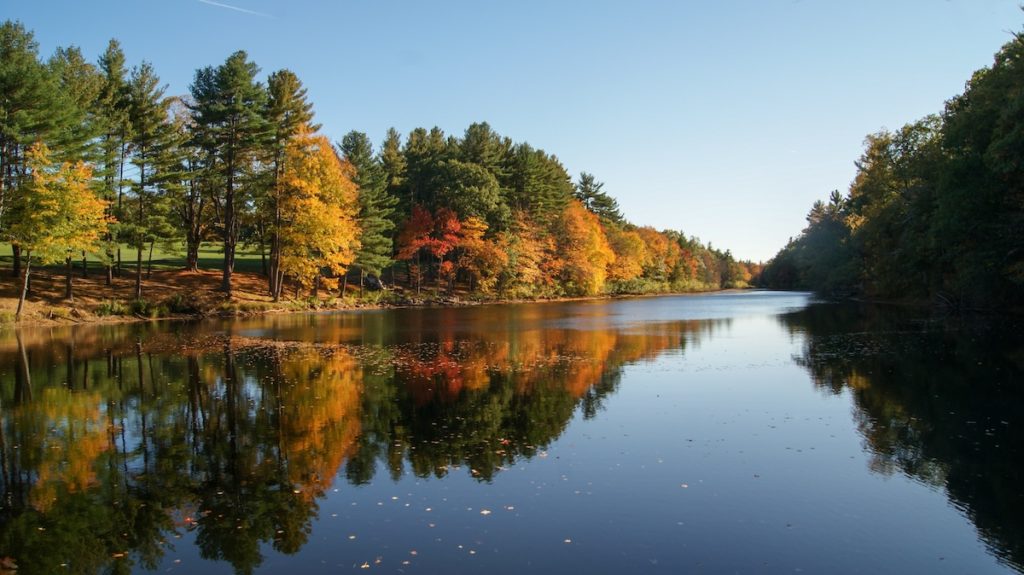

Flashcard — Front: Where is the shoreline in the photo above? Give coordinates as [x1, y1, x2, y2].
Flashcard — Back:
[2, 284, 751, 330]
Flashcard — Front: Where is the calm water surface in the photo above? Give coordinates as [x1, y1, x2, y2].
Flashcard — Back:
[0, 291, 1021, 574]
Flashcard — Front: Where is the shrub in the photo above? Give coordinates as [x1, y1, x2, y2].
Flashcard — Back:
[96, 300, 128, 316]
[163, 293, 201, 314]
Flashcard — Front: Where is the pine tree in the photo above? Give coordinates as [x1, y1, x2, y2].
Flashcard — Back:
[575, 172, 623, 224]
[126, 61, 176, 299]
[264, 69, 315, 298]
[340, 131, 397, 293]
[188, 51, 269, 297]
[96, 39, 131, 284]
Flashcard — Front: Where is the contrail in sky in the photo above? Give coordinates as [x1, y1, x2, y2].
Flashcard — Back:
[196, 0, 273, 18]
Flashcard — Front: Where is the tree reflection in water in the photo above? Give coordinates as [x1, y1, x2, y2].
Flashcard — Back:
[0, 313, 719, 574]
[781, 303, 1024, 573]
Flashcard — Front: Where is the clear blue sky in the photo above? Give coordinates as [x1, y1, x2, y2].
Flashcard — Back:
[7, 0, 1022, 261]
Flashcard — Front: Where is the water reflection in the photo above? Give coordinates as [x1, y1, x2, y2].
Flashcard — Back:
[781, 303, 1024, 572]
[0, 310, 723, 574]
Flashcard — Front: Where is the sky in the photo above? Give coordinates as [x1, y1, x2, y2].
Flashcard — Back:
[6, 0, 1022, 261]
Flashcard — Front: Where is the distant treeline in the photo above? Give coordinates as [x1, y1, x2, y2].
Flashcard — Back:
[761, 27, 1024, 310]
[0, 20, 759, 315]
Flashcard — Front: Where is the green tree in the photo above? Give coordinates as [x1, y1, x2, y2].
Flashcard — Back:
[502, 143, 574, 225]
[432, 159, 508, 228]
[459, 121, 510, 179]
[575, 172, 623, 224]
[263, 69, 316, 297]
[96, 39, 132, 284]
[188, 50, 269, 296]
[340, 130, 397, 293]
[126, 61, 177, 299]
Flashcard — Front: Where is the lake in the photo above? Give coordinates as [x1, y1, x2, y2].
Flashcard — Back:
[0, 291, 1021, 574]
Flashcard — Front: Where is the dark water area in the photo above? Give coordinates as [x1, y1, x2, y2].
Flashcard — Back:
[0, 292, 1021, 574]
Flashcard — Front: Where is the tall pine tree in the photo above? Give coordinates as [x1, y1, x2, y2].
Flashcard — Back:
[189, 51, 268, 297]
[264, 69, 315, 299]
[340, 131, 396, 293]
[127, 61, 176, 299]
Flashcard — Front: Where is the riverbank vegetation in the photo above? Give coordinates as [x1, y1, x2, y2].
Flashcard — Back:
[761, 27, 1024, 310]
[0, 21, 760, 322]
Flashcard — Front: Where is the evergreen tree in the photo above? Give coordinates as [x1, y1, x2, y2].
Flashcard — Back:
[167, 97, 212, 273]
[575, 172, 623, 224]
[340, 131, 396, 293]
[503, 143, 574, 224]
[96, 39, 131, 284]
[126, 61, 176, 299]
[264, 69, 316, 298]
[460, 122, 510, 180]
[188, 51, 269, 296]
[47, 46, 102, 164]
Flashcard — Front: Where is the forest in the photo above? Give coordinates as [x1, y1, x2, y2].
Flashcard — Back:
[0, 21, 760, 319]
[760, 27, 1024, 310]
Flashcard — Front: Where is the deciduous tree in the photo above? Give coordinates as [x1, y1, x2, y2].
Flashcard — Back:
[11, 144, 109, 316]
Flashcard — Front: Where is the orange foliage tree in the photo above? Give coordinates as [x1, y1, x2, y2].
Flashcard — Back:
[553, 200, 615, 296]
[396, 206, 465, 293]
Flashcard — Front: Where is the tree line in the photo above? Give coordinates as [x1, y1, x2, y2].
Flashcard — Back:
[0, 21, 759, 317]
[761, 27, 1024, 310]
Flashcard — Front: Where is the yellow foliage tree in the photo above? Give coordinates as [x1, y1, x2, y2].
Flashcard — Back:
[605, 225, 647, 282]
[11, 143, 110, 317]
[454, 216, 508, 293]
[554, 200, 615, 296]
[278, 130, 361, 295]
[636, 226, 680, 283]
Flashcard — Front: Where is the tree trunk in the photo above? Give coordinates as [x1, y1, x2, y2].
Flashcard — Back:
[81, 251, 88, 278]
[186, 241, 199, 272]
[136, 161, 145, 300]
[135, 241, 143, 300]
[341, 274, 348, 298]
[11, 244, 20, 278]
[106, 263, 113, 286]
[65, 256, 73, 301]
[359, 269, 365, 298]
[147, 241, 154, 278]
[116, 141, 126, 276]
[222, 150, 236, 297]
[15, 252, 31, 319]
[268, 233, 278, 295]
[260, 239, 267, 277]
[276, 269, 285, 302]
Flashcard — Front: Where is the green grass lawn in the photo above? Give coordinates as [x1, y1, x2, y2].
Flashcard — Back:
[0, 241, 266, 274]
